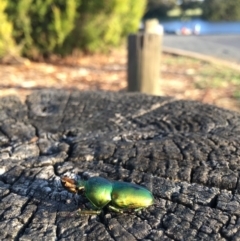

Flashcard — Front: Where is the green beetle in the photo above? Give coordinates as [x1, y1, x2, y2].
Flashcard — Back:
[61, 176, 154, 215]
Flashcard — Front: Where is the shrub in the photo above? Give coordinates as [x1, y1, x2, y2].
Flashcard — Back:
[71, 0, 147, 53]
[6, 0, 80, 58]
[202, 0, 240, 21]
[5, 0, 146, 58]
[0, 0, 18, 58]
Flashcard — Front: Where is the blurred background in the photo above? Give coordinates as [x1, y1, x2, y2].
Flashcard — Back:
[0, 0, 240, 111]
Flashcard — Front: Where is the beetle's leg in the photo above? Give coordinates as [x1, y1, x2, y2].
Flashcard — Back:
[108, 205, 145, 213]
[108, 206, 144, 213]
[77, 203, 102, 215]
[108, 205, 123, 213]
[77, 209, 102, 215]
[133, 207, 144, 212]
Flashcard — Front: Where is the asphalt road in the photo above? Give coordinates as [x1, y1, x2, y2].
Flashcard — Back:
[163, 35, 240, 64]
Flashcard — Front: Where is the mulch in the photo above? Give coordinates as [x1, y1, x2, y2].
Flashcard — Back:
[0, 49, 239, 112]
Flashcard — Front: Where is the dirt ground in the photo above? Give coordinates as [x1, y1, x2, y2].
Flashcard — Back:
[0, 49, 239, 112]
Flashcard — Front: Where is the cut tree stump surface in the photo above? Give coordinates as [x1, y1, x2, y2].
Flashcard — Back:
[1, 89, 240, 240]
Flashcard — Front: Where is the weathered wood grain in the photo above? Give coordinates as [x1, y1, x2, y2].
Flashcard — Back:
[1, 89, 240, 240]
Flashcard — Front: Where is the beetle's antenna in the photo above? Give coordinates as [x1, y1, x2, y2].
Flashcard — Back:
[61, 176, 78, 193]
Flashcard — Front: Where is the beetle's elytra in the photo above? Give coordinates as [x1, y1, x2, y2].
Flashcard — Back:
[61, 176, 154, 215]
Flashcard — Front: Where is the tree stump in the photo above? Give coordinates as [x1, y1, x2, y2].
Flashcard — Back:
[0, 89, 240, 240]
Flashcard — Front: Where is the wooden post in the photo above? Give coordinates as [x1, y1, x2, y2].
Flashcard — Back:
[127, 19, 163, 95]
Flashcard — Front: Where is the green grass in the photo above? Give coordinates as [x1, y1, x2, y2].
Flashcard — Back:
[163, 53, 240, 109]
[164, 54, 200, 65]
[196, 65, 240, 88]
[167, 8, 182, 17]
[167, 7, 203, 20]
[184, 8, 202, 17]
[233, 90, 240, 100]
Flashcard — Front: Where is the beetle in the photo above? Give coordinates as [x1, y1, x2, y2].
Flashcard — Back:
[61, 176, 154, 215]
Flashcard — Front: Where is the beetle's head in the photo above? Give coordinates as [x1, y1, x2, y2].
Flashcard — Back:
[61, 176, 85, 194]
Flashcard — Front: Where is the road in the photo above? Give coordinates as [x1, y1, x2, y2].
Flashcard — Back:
[163, 35, 240, 64]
